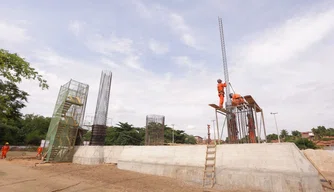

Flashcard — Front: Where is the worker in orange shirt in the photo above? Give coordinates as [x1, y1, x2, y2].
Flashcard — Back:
[36, 146, 43, 160]
[217, 79, 227, 108]
[1, 142, 10, 159]
[229, 93, 245, 106]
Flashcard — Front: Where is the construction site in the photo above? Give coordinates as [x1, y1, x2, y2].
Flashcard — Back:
[1, 17, 333, 192]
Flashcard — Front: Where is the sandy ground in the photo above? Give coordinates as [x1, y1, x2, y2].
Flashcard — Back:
[0, 151, 211, 192]
[2, 151, 333, 192]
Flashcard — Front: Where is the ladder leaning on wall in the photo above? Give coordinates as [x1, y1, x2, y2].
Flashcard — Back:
[202, 124, 217, 190]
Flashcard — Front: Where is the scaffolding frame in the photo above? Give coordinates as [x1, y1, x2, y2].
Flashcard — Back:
[44, 79, 89, 162]
[209, 95, 267, 144]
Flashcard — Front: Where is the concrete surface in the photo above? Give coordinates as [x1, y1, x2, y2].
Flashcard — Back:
[117, 145, 206, 184]
[72, 146, 104, 165]
[73, 143, 323, 192]
[117, 143, 323, 192]
[104, 146, 126, 164]
[214, 143, 322, 192]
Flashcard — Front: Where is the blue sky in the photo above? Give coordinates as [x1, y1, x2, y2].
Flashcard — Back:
[1, 0, 334, 138]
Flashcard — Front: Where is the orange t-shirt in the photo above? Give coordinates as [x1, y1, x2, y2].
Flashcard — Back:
[37, 147, 43, 153]
[217, 82, 226, 93]
[232, 94, 241, 99]
[2, 146, 9, 152]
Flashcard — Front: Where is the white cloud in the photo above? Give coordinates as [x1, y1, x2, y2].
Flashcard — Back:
[236, 9, 334, 67]
[0, 20, 31, 47]
[130, 2, 200, 49]
[2, 1, 334, 140]
[131, 0, 152, 19]
[87, 34, 134, 56]
[172, 56, 206, 73]
[148, 39, 169, 54]
[68, 20, 85, 37]
[168, 13, 199, 49]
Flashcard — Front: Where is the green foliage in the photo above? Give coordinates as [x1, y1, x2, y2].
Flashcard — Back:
[0, 114, 50, 145]
[83, 131, 91, 141]
[20, 114, 51, 145]
[266, 133, 279, 142]
[0, 80, 29, 124]
[291, 130, 301, 138]
[280, 129, 289, 140]
[0, 49, 48, 89]
[184, 135, 196, 144]
[293, 138, 318, 150]
[312, 126, 331, 140]
[0, 49, 49, 125]
[0, 123, 19, 144]
[101, 122, 197, 145]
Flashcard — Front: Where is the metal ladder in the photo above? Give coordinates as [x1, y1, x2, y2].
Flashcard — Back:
[202, 125, 217, 190]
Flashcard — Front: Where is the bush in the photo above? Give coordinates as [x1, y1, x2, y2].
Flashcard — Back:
[293, 138, 318, 150]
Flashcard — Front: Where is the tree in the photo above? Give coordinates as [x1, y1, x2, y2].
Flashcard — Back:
[0, 49, 49, 124]
[104, 122, 144, 145]
[0, 49, 48, 89]
[19, 114, 51, 145]
[266, 134, 279, 142]
[184, 135, 196, 144]
[0, 81, 28, 124]
[312, 126, 328, 140]
[291, 130, 301, 138]
[280, 129, 289, 141]
[294, 138, 318, 150]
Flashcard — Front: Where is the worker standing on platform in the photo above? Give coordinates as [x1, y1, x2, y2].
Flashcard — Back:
[229, 93, 245, 106]
[1, 142, 10, 159]
[217, 79, 227, 108]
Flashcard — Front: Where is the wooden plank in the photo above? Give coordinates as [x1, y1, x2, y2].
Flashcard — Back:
[243, 95, 262, 112]
[208, 104, 229, 114]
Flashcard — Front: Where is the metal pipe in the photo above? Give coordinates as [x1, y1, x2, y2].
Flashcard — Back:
[212, 119, 216, 145]
[261, 110, 267, 142]
[254, 106, 260, 143]
[215, 110, 220, 144]
[270, 112, 280, 143]
[220, 116, 226, 142]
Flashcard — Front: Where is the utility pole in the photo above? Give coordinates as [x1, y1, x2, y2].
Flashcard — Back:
[270, 112, 280, 143]
[171, 124, 175, 144]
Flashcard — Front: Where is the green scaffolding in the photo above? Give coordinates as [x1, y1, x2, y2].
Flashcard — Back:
[44, 79, 89, 162]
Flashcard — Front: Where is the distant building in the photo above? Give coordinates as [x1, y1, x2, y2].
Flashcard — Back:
[194, 136, 203, 144]
[301, 132, 314, 140]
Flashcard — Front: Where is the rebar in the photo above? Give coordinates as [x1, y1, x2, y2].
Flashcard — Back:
[90, 70, 112, 146]
[145, 115, 165, 145]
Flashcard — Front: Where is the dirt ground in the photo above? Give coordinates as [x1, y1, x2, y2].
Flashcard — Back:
[2, 151, 333, 192]
[0, 151, 210, 192]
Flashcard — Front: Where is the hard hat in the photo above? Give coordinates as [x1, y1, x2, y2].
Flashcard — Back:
[5, 142, 9, 145]
[217, 79, 222, 83]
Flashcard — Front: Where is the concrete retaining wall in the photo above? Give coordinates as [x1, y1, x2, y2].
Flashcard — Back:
[73, 146, 127, 165]
[117, 145, 206, 184]
[73, 143, 323, 192]
[117, 143, 322, 192]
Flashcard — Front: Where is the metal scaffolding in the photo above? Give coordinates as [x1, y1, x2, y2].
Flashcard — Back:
[90, 70, 113, 145]
[44, 79, 89, 162]
[208, 95, 267, 144]
[145, 115, 165, 145]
